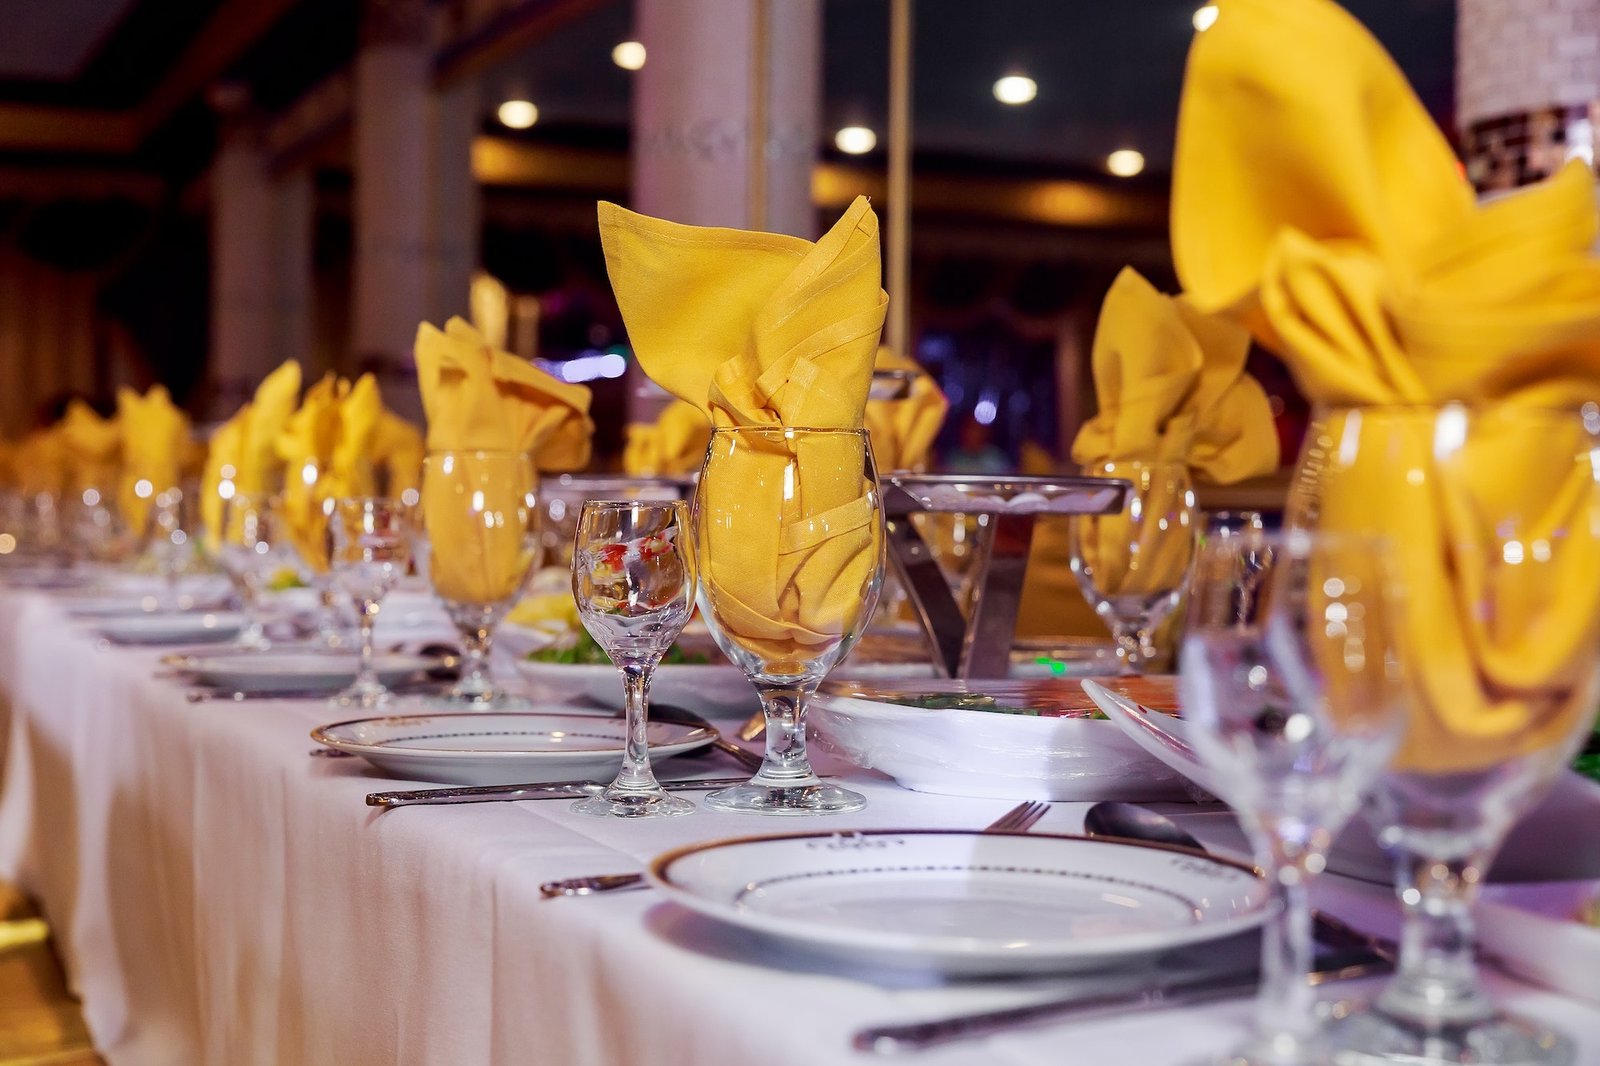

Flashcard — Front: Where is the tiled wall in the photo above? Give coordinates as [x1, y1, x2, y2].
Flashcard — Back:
[1459, 0, 1600, 191]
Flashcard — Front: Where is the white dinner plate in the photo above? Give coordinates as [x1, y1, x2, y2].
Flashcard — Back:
[812, 678, 1196, 802]
[94, 611, 247, 645]
[66, 593, 232, 618]
[1477, 880, 1600, 1006]
[175, 650, 439, 694]
[648, 829, 1267, 975]
[513, 659, 758, 716]
[310, 710, 716, 784]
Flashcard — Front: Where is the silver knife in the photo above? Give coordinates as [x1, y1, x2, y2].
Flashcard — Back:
[366, 775, 752, 808]
[851, 955, 1390, 1054]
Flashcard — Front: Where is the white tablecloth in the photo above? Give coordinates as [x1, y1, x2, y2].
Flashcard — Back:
[1, 588, 1596, 1065]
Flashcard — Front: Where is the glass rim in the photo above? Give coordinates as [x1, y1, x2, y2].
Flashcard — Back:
[706, 425, 869, 436]
[1199, 528, 1395, 554]
[576, 498, 688, 512]
[423, 448, 536, 459]
[1310, 402, 1593, 418]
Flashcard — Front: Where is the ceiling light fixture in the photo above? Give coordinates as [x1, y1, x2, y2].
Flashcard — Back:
[497, 99, 539, 129]
[1193, 4, 1219, 32]
[834, 126, 877, 154]
[992, 75, 1038, 106]
[1106, 148, 1146, 177]
[612, 41, 646, 70]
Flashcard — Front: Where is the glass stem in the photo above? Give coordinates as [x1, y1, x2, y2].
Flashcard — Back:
[1110, 623, 1147, 675]
[1258, 864, 1318, 1053]
[457, 627, 493, 701]
[610, 663, 661, 793]
[1378, 849, 1494, 1024]
[752, 682, 820, 784]
[356, 601, 379, 690]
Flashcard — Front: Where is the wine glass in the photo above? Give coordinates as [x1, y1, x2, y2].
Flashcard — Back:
[279, 464, 350, 651]
[145, 485, 203, 610]
[1069, 459, 1196, 673]
[217, 492, 287, 650]
[570, 500, 697, 817]
[1290, 404, 1600, 1066]
[1181, 529, 1404, 1066]
[421, 450, 540, 706]
[329, 497, 414, 707]
[691, 426, 885, 815]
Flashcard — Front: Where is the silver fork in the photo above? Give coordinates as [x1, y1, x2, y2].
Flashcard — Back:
[538, 799, 1054, 898]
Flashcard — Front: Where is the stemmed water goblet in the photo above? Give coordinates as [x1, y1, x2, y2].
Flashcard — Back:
[1181, 529, 1404, 1066]
[329, 497, 414, 708]
[146, 485, 203, 610]
[279, 466, 350, 651]
[421, 450, 540, 706]
[1069, 459, 1196, 673]
[1291, 405, 1600, 1066]
[570, 500, 697, 817]
[691, 427, 885, 815]
[217, 491, 287, 650]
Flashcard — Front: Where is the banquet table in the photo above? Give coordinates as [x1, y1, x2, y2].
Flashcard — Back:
[0, 587, 1596, 1066]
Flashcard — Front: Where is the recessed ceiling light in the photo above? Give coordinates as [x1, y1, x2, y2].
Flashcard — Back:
[612, 41, 646, 70]
[1106, 148, 1145, 177]
[992, 75, 1038, 106]
[834, 126, 877, 154]
[497, 99, 539, 129]
[1193, 4, 1219, 32]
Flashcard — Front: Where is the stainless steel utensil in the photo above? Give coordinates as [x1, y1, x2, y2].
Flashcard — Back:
[366, 775, 752, 809]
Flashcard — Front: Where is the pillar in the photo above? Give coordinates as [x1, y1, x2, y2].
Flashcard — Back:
[632, 0, 821, 238]
[351, 0, 432, 419]
[427, 75, 480, 331]
[1458, 0, 1600, 193]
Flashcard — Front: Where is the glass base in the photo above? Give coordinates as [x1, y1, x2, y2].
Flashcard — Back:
[330, 681, 391, 710]
[1325, 1004, 1575, 1066]
[703, 780, 866, 815]
[1197, 1032, 1331, 1066]
[572, 790, 694, 819]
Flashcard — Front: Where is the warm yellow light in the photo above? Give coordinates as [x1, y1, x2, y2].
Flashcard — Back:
[1106, 148, 1146, 177]
[992, 75, 1038, 106]
[497, 99, 539, 129]
[834, 126, 877, 154]
[1193, 4, 1219, 31]
[612, 41, 646, 70]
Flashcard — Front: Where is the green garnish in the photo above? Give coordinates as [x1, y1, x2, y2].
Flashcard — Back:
[525, 630, 709, 665]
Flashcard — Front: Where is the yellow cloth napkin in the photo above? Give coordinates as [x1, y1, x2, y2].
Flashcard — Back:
[59, 400, 121, 492]
[1171, 0, 1600, 772]
[863, 347, 948, 472]
[275, 373, 381, 573]
[116, 386, 190, 535]
[415, 317, 593, 604]
[14, 428, 68, 500]
[372, 409, 425, 495]
[201, 360, 302, 544]
[622, 399, 712, 477]
[598, 196, 888, 664]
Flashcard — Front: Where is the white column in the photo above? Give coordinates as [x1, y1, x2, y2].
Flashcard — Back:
[274, 168, 317, 376]
[351, 0, 431, 419]
[209, 109, 280, 416]
[633, 0, 821, 238]
[1458, 0, 1600, 192]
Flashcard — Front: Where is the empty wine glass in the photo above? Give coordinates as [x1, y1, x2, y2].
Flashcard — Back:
[1070, 459, 1196, 672]
[570, 500, 697, 817]
[146, 485, 203, 610]
[329, 497, 414, 707]
[1181, 529, 1404, 1066]
[217, 492, 286, 650]
[280, 464, 349, 651]
[692, 426, 885, 815]
[421, 450, 540, 706]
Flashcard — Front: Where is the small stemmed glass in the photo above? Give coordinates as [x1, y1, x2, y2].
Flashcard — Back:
[1180, 530, 1404, 1066]
[146, 485, 202, 611]
[217, 492, 286, 650]
[329, 497, 414, 708]
[570, 500, 697, 818]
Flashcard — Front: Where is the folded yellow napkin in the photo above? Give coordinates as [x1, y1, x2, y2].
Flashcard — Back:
[415, 317, 593, 604]
[275, 373, 380, 572]
[863, 347, 948, 472]
[372, 409, 424, 495]
[598, 196, 888, 664]
[117, 386, 190, 535]
[622, 399, 712, 477]
[201, 360, 302, 543]
[59, 400, 121, 492]
[15, 428, 68, 500]
[1172, 0, 1600, 772]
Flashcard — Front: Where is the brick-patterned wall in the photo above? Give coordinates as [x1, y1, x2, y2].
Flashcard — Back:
[1459, 0, 1600, 191]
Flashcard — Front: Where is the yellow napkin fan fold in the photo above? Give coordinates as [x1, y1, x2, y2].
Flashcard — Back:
[863, 347, 948, 473]
[623, 399, 712, 477]
[116, 386, 190, 536]
[1171, 0, 1600, 771]
[202, 360, 302, 544]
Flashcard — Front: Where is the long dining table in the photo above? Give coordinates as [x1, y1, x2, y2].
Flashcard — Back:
[1, 584, 1596, 1066]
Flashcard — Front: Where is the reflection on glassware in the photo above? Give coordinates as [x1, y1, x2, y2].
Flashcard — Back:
[218, 492, 286, 650]
[421, 450, 540, 706]
[146, 485, 202, 609]
[570, 500, 697, 817]
[1291, 405, 1600, 1066]
[692, 427, 885, 814]
[1203, 509, 1265, 541]
[330, 497, 414, 707]
[1069, 460, 1196, 673]
[1182, 530, 1404, 1066]
[540, 474, 686, 569]
[280, 461, 349, 650]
